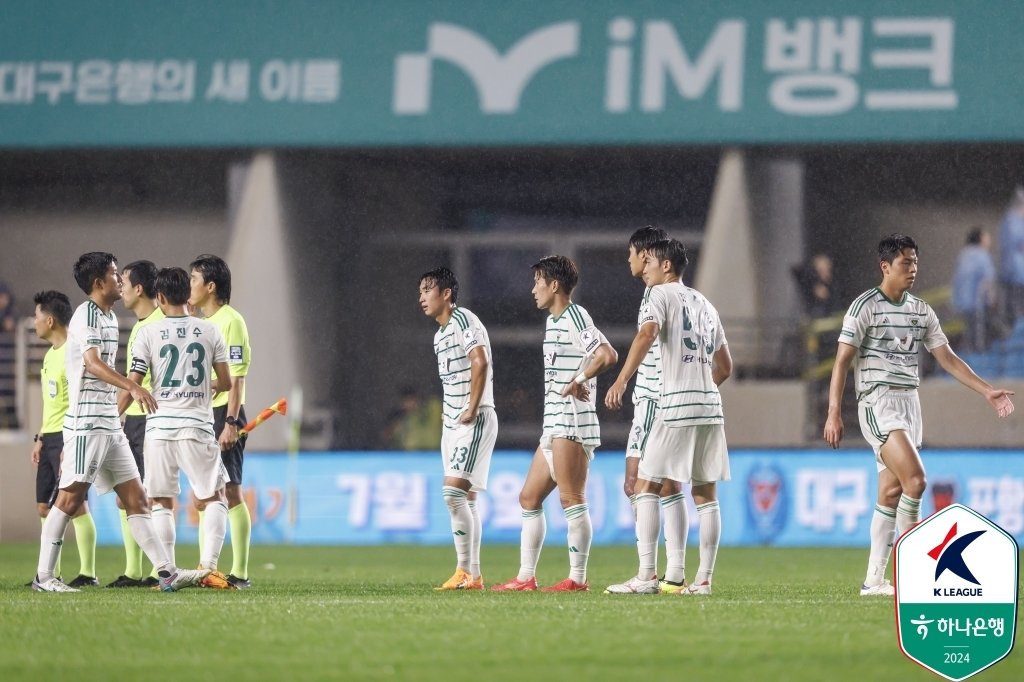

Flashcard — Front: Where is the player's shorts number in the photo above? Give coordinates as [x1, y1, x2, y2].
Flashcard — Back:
[159, 343, 207, 388]
[449, 446, 469, 471]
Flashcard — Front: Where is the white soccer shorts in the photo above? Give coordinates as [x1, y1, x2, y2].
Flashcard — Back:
[638, 419, 730, 484]
[144, 436, 229, 500]
[626, 399, 658, 459]
[857, 387, 923, 471]
[440, 407, 497, 492]
[59, 431, 140, 495]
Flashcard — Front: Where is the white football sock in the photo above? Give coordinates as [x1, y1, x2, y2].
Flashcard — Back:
[443, 486, 472, 572]
[200, 501, 228, 570]
[864, 505, 896, 586]
[127, 513, 173, 574]
[896, 494, 921, 536]
[468, 500, 482, 578]
[661, 492, 688, 584]
[151, 505, 176, 569]
[564, 503, 592, 584]
[635, 493, 660, 580]
[37, 506, 72, 582]
[517, 508, 545, 581]
[695, 501, 721, 585]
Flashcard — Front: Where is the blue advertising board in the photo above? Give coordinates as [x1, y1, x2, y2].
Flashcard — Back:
[86, 449, 1024, 547]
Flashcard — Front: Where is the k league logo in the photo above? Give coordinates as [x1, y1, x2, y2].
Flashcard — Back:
[894, 504, 1019, 681]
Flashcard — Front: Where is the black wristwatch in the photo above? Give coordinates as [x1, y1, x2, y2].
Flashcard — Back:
[225, 415, 239, 427]
[33, 434, 40, 443]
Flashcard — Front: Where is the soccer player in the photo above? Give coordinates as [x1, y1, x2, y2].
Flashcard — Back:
[824, 234, 1015, 596]
[108, 260, 164, 588]
[492, 256, 618, 592]
[603, 226, 690, 593]
[419, 267, 498, 590]
[605, 239, 732, 596]
[128, 267, 234, 588]
[30, 290, 98, 588]
[32, 252, 208, 592]
[189, 254, 253, 589]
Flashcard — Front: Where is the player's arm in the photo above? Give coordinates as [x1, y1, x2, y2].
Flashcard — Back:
[31, 433, 42, 464]
[712, 343, 733, 386]
[823, 342, 857, 448]
[459, 346, 488, 425]
[562, 340, 618, 399]
[212, 360, 231, 395]
[219, 375, 245, 451]
[931, 344, 1015, 418]
[604, 321, 658, 410]
[82, 347, 157, 413]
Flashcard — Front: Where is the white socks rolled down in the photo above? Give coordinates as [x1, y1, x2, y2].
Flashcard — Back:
[200, 501, 229, 571]
[443, 486, 472, 572]
[517, 508, 545, 581]
[864, 504, 896, 586]
[37, 506, 72, 582]
[564, 503, 592, 585]
[695, 501, 721, 585]
[661, 492, 688, 585]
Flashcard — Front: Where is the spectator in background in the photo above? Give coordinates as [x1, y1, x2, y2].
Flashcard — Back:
[998, 187, 1024, 325]
[952, 227, 997, 352]
[793, 254, 840, 319]
[382, 387, 442, 451]
[0, 282, 17, 333]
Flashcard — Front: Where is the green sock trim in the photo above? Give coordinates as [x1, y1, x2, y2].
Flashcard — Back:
[228, 503, 252, 579]
[72, 514, 97, 577]
[119, 509, 144, 580]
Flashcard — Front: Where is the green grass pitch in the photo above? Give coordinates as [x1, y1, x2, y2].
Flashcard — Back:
[0, 544, 1020, 682]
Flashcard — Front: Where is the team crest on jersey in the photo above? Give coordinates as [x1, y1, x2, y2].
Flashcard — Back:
[911, 318, 920, 326]
[176, 327, 187, 339]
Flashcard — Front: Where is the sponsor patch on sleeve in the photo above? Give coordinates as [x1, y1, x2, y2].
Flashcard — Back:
[462, 328, 479, 349]
[580, 328, 601, 354]
[229, 345, 244, 363]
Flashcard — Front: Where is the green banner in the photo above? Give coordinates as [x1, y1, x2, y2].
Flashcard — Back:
[2, 0, 1023, 147]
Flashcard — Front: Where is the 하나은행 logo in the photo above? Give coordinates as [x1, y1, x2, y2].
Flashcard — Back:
[894, 504, 1019, 681]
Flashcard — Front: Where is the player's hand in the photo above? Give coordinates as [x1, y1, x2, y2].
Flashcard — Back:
[31, 440, 42, 465]
[458, 406, 478, 425]
[823, 414, 843, 449]
[604, 380, 627, 411]
[219, 424, 239, 451]
[562, 381, 589, 401]
[130, 385, 158, 414]
[986, 389, 1015, 418]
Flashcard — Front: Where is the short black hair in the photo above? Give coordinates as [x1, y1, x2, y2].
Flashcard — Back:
[646, 238, 689, 276]
[419, 267, 459, 304]
[878, 234, 919, 264]
[532, 255, 579, 295]
[190, 254, 231, 304]
[123, 260, 158, 299]
[966, 227, 985, 246]
[629, 225, 669, 253]
[155, 267, 191, 306]
[73, 252, 116, 295]
[33, 290, 72, 327]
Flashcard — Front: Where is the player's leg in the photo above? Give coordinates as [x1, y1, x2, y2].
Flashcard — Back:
[659, 478, 688, 591]
[221, 406, 252, 588]
[66, 500, 98, 587]
[878, 430, 925, 535]
[179, 438, 231, 576]
[687, 481, 719, 595]
[111, 415, 146, 586]
[436, 423, 475, 590]
[35, 437, 63, 582]
[861, 467, 900, 595]
[540, 437, 592, 592]
[34, 482, 89, 591]
[491, 447, 555, 591]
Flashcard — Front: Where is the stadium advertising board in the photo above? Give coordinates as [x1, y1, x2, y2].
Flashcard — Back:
[87, 449, 1024, 547]
[2, 1, 1023, 146]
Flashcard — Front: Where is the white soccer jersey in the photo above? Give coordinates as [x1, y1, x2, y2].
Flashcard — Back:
[648, 282, 726, 427]
[64, 300, 122, 435]
[434, 306, 494, 428]
[542, 302, 608, 447]
[633, 286, 662, 405]
[130, 315, 227, 441]
[839, 287, 948, 400]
